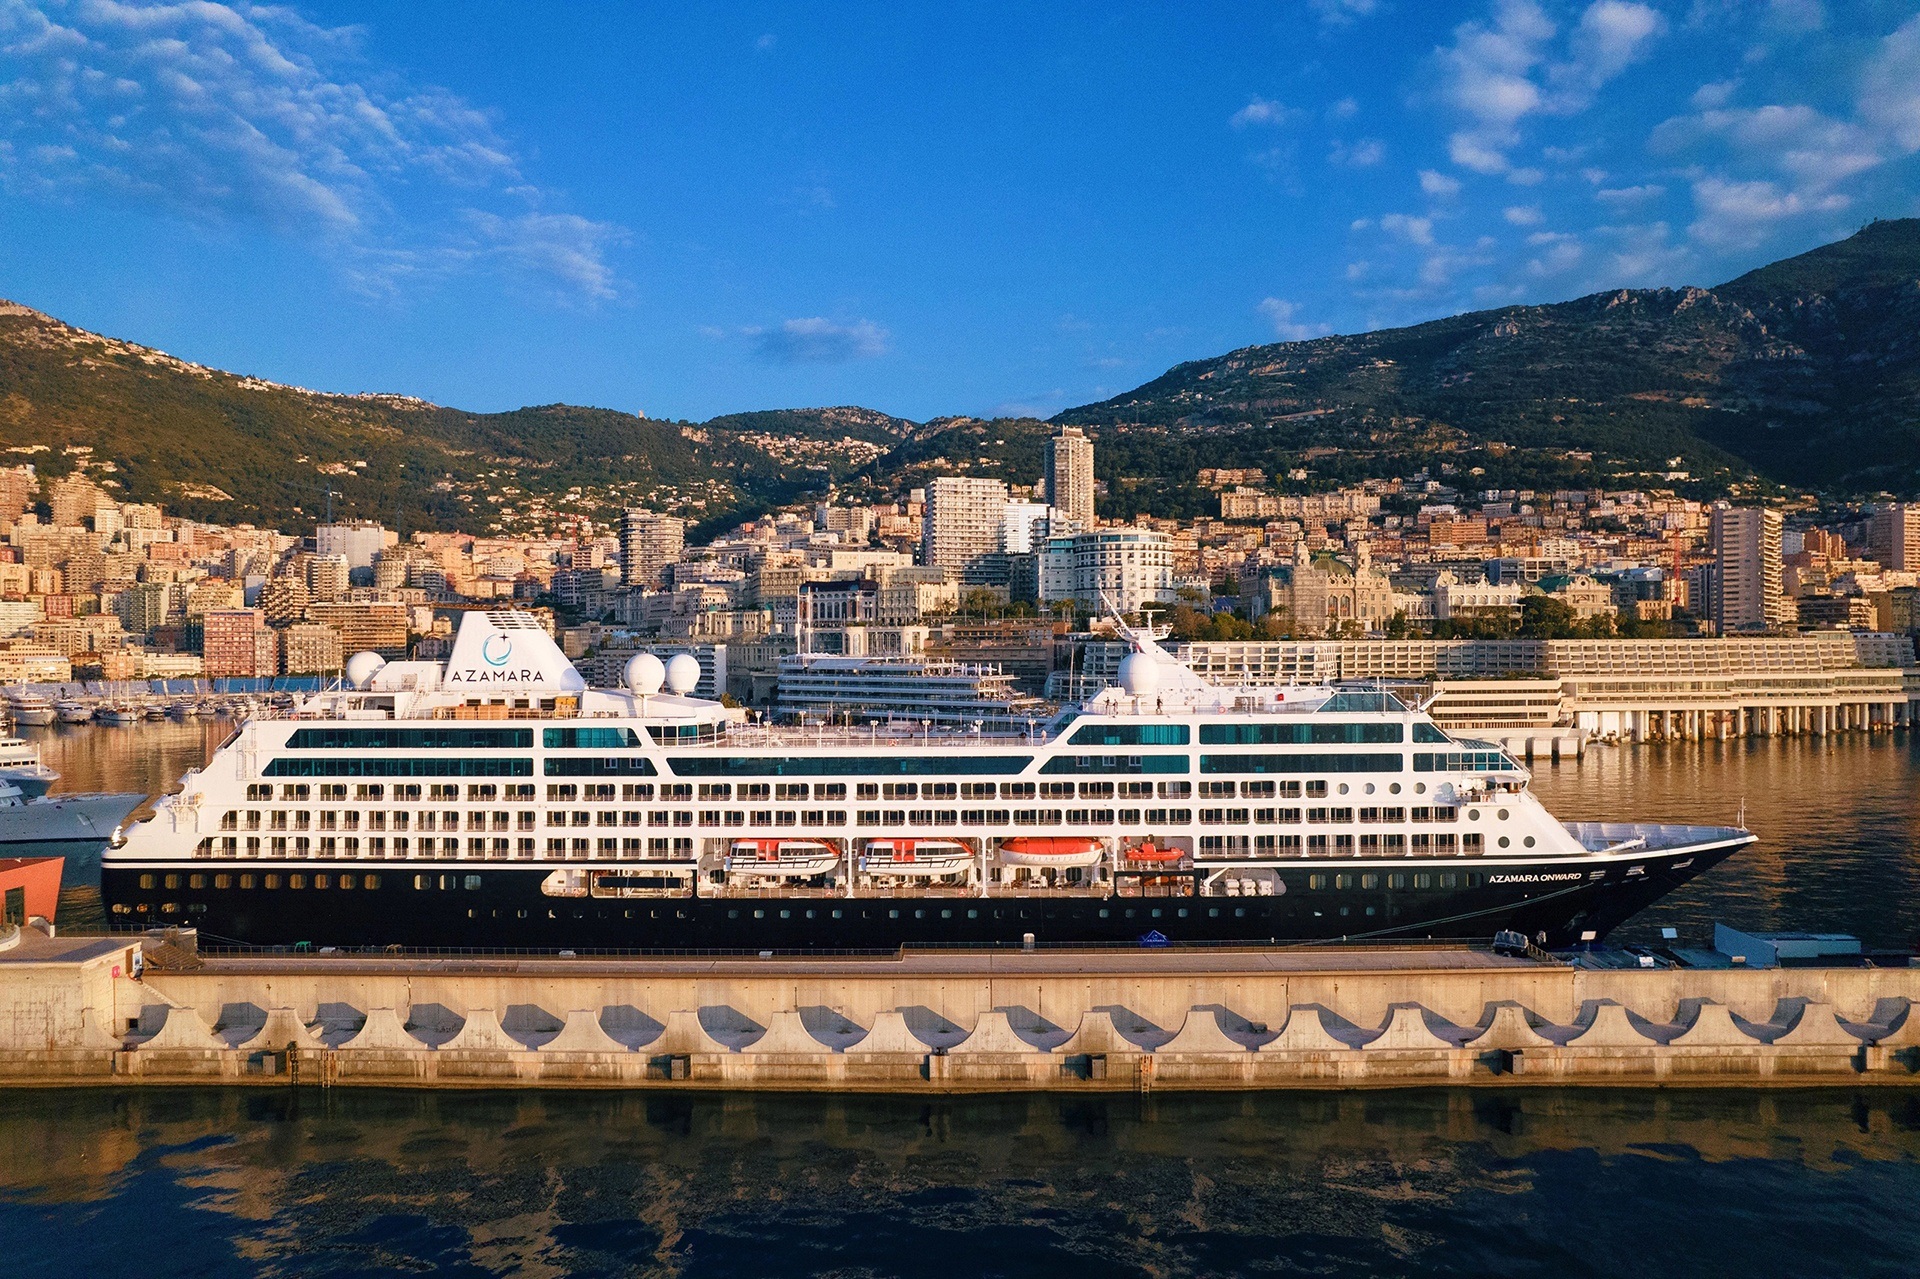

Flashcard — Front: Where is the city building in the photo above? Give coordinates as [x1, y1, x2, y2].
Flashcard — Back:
[620, 509, 685, 588]
[306, 553, 350, 603]
[201, 608, 279, 678]
[1868, 503, 1920, 571]
[1043, 426, 1095, 530]
[315, 520, 394, 585]
[1037, 528, 1176, 616]
[281, 622, 344, 675]
[304, 601, 409, 657]
[1710, 505, 1789, 633]
[922, 477, 1009, 584]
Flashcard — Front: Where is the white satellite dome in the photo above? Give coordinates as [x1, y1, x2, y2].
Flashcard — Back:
[345, 651, 387, 690]
[624, 652, 665, 695]
[1117, 650, 1159, 697]
[665, 653, 701, 695]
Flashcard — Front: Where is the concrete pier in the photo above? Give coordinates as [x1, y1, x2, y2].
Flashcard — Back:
[2, 930, 1915, 1090]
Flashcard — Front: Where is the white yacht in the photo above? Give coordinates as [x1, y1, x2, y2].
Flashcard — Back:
[0, 736, 59, 797]
[102, 610, 1755, 950]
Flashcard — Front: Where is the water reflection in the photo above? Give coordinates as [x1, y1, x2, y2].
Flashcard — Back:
[1530, 735, 1920, 949]
[0, 1089, 1916, 1279]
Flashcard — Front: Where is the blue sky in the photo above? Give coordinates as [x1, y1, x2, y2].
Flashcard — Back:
[1, 1, 1917, 423]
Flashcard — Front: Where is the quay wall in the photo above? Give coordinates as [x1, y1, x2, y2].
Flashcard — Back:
[2, 938, 1917, 1090]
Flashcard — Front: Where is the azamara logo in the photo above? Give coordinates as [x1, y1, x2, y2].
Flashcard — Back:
[482, 634, 514, 667]
[450, 668, 546, 683]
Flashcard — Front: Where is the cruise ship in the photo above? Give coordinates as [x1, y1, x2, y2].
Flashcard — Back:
[101, 610, 1755, 950]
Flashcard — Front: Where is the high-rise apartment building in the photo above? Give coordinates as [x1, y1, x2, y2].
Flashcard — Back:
[621, 509, 685, 588]
[306, 553, 350, 603]
[1710, 505, 1789, 633]
[316, 520, 393, 584]
[201, 609, 279, 678]
[1044, 426, 1095, 531]
[922, 477, 1009, 583]
[1868, 503, 1920, 571]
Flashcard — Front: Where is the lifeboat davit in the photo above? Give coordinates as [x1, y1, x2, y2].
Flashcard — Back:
[998, 837, 1105, 869]
[725, 838, 840, 878]
[1122, 841, 1184, 865]
[861, 838, 973, 877]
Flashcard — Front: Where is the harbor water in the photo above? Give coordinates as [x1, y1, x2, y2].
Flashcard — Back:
[5, 723, 1920, 1274]
[1, 1087, 1917, 1277]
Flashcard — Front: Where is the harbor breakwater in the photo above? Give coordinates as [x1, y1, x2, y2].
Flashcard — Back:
[2, 931, 1917, 1090]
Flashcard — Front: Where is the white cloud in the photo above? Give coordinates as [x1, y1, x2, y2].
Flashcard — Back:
[1858, 14, 1920, 153]
[1230, 97, 1294, 128]
[1687, 176, 1847, 248]
[1503, 204, 1544, 224]
[1329, 138, 1385, 167]
[1524, 230, 1584, 276]
[1380, 213, 1435, 244]
[1505, 166, 1545, 185]
[1595, 183, 1665, 205]
[0, 0, 621, 300]
[1419, 168, 1463, 197]
[1435, 0, 1664, 175]
[755, 32, 777, 51]
[1309, 0, 1380, 26]
[749, 317, 889, 364]
[1257, 297, 1330, 341]
[1327, 96, 1360, 119]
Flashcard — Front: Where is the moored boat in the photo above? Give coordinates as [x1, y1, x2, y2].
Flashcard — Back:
[100, 609, 1757, 950]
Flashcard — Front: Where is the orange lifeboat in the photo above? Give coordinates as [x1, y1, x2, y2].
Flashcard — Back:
[998, 837, 1105, 869]
[1123, 841, 1184, 865]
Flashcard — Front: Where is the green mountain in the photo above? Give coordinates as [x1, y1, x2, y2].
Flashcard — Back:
[1051, 218, 1920, 510]
[0, 300, 911, 535]
[3, 219, 1916, 536]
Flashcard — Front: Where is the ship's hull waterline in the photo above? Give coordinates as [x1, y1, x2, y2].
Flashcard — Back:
[102, 835, 1743, 951]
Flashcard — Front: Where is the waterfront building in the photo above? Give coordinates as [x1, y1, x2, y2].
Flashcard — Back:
[1257, 544, 1394, 634]
[922, 477, 1010, 584]
[620, 509, 685, 588]
[305, 601, 409, 658]
[1710, 505, 1790, 633]
[1044, 426, 1096, 530]
[281, 622, 344, 675]
[201, 608, 279, 678]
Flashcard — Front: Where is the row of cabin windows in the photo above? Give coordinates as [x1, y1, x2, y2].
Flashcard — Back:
[239, 776, 1468, 807]
[221, 799, 1482, 838]
[140, 871, 386, 890]
[1198, 833, 1476, 854]
[197, 835, 535, 859]
[1308, 870, 1477, 889]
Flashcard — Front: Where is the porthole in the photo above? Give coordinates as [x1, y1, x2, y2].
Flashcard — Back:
[1389, 783, 1401, 795]
[1337, 783, 1350, 795]
[1497, 809, 1510, 820]
[1363, 783, 1375, 795]
[1498, 836, 1511, 848]
[1469, 810, 1481, 821]
[1414, 782, 1427, 794]
[1523, 836, 1536, 848]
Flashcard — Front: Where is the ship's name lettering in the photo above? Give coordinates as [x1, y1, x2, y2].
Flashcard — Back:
[449, 668, 547, 684]
[1487, 872, 1584, 884]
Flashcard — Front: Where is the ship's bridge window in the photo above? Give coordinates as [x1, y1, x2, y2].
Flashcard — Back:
[1412, 751, 1515, 773]
[1201, 753, 1404, 774]
[1068, 723, 1190, 746]
[1200, 722, 1403, 745]
[1413, 722, 1452, 744]
[648, 723, 727, 745]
